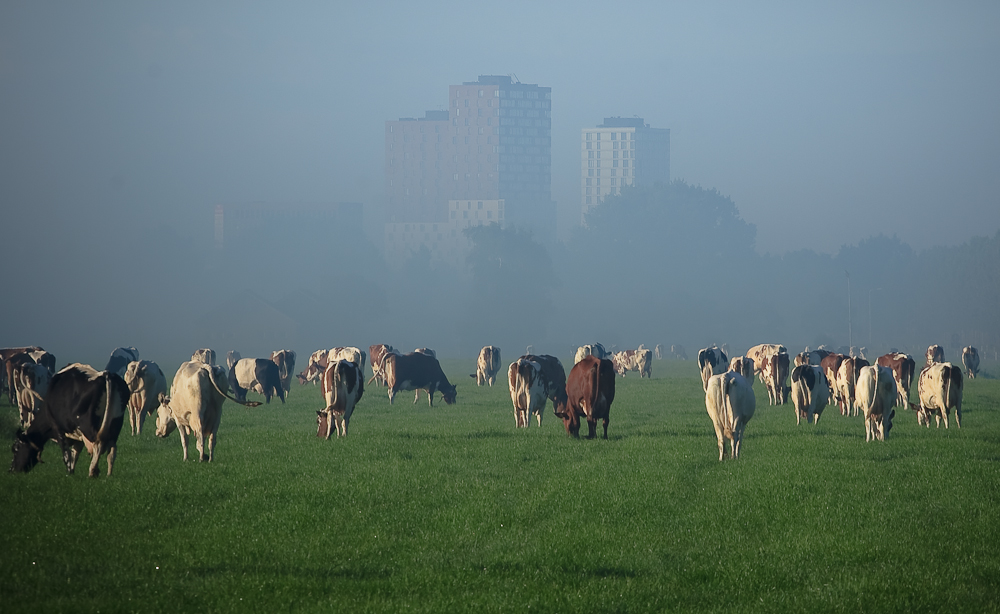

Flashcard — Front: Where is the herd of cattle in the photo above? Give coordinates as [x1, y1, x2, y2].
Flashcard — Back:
[0, 339, 983, 476]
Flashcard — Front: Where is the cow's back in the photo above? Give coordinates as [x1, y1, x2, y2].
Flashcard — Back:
[170, 361, 225, 434]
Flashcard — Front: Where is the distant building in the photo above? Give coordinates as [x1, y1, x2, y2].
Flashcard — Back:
[385, 75, 553, 259]
[581, 117, 670, 220]
[384, 199, 505, 270]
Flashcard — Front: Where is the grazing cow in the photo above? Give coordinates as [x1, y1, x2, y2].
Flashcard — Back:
[410, 349, 437, 402]
[191, 348, 216, 365]
[612, 348, 653, 378]
[155, 361, 244, 462]
[521, 354, 569, 413]
[10, 363, 128, 477]
[296, 349, 330, 385]
[790, 365, 829, 425]
[508, 358, 547, 428]
[384, 351, 456, 406]
[876, 352, 916, 408]
[14, 362, 51, 429]
[229, 358, 285, 404]
[925, 344, 945, 368]
[122, 360, 167, 435]
[698, 346, 729, 391]
[472, 346, 502, 387]
[105, 347, 139, 377]
[316, 360, 365, 439]
[856, 365, 897, 441]
[704, 371, 756, 460]
[962, 346, 980, 379]
[556, 355, 615, 438]
[836, 356, 870, 416]
[671, 344, 688, 360]
[271, 349, 296, 396]
[915, 362, 964, 429]
[729, 356, 755, 385]
[226, 350, 241, 370]
[367, 344, 398, 386]
[574, 343, 607, 364]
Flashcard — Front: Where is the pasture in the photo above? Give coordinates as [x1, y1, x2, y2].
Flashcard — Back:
[2, 358, 999, 613]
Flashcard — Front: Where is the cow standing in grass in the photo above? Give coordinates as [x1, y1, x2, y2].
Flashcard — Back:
[915, 362, 963, 429]
[962, 346, 980, 379]
[123, 360, 167, 435]
[704, 371, 755, 460]
[790, 364, 828, 425]
[317, 360, 364, 439]
[473, 346, 501, 387]
[556, 355, 615, 439]
[856, 365, 897, 442]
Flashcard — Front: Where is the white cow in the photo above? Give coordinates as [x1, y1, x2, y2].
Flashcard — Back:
[191, 348, 216, 365]
[508, 358, 547, 428]
[226, 350, 242, 370]
[704, 371, 756, 461]
[856, 365, 897, 441]
[317, 360, 365, 439]
[790, 364, 829, 425]
[916, 362, 964, 429]
[473, 346, 501, 386]
[155, 361, 232, 461]
[122, 360, 167, 435]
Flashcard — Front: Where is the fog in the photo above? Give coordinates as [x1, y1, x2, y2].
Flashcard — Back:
[2, 2, 998, 367]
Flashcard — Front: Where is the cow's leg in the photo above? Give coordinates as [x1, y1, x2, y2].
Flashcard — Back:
[427, 387, 435, 407]
[207, 431, 217, 462]
[106, 444, 117, 476]
[585, 417, 597, 439]
[713, 424, 725, 461]
[955, 399, 962, 428]
[601, 417, 609, 439]
[535, 410, 543, 427]
[62, 441, 83, 474]
[179, 430, 190, 461]
[196, 430, 207, 462]
[412, 389, 420, 404]
[87, 443, 103, 477]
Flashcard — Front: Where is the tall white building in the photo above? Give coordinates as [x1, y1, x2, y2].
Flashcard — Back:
[581, 117, 670, 220]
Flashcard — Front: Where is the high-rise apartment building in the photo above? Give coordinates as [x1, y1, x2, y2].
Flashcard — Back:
[385, 75, 553, 246]
[581, 117, 670, 219]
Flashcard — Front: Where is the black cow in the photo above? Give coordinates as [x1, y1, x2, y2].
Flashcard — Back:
[384, 352, 456, 406]
[105, 346, 139, 377]
[10, 363, 128, 477]
[229, 358, 285, 404]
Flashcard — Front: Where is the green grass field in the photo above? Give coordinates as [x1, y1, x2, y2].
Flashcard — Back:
[2, 358, 999, 613]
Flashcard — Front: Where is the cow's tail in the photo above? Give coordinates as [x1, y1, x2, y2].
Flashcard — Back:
[96, 373, 116, 441]
[327, 363, 342, 414]
[721, 375, 735, 439]
[206, 367, 261, 408]
[861, 368, 877, 417]
[944, 365, 953, 412]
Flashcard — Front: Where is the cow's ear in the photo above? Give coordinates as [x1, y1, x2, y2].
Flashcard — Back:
[158, 392, 168, 404]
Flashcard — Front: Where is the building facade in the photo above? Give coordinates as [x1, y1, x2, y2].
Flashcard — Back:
[384, 199, 506, 270]
[581, 117, 670, 220]
[385, 75, 553, 259]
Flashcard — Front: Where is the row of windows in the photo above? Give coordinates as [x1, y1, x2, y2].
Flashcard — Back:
[586, 140, 635, 150]
[585, 131, 633, 141]
[455, 108, 499, 117]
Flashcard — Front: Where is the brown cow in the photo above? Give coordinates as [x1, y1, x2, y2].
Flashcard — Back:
[836, 356, 870, 416]
[367, 344, 398, 386]
[820, 353, 846, 411]
[555, 355, 615, 439]
[876, 352, 916, 408]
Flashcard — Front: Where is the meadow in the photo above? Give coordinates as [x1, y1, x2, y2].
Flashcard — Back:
[1, 357, 999, 613]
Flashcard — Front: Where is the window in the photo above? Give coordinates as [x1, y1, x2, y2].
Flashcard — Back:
[389, 125, 393, 132]
[478, 201, 483, 209]
[464, 99, 469, 107]
[588, 151, 594, 159]
[464, 136, 469, 144]
[478, 108, 483, 117]
[586, 142, 592, 150]
[478, 127, 484, 135]
[586, 133, 592, 141]
[613, 151, 618, 159]
[586, 178, 592, 186]
[465, 118, 469, 126]
[596, 178, 601, 185]
[596, 141, 601, 150]
[623, 160, 629, 168]
[479, 89, 483, 97]
[611, 178, 617, 186]
[596, 151, 601, 159]
[613, 161, 618, 168]
[611, 132, 617, 140]
[454, 173, 459, 181]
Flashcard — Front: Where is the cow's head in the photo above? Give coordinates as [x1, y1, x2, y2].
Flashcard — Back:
[439, 383, 457, 405]
[155, 392, 177, 437]
[10, 432, 42, 473]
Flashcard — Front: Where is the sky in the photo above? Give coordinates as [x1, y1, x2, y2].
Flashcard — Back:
[2, 1, 999, 255]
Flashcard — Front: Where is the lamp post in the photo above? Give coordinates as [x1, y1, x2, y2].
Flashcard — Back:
[869, 287, 882, 347]
[846, 271, 852, 351]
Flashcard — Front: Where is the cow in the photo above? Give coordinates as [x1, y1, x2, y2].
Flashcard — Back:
[729, 356, 755, 385]
[229, 358, 285, 404]
[555, 355, 615, 439]
[820, 353, 847, 410]
[10, 363, 128, 477]
[5, 351, 39, 405]
[296, 349, 330, 385]
[105, 347, 139, 377]
[698, 346, 729, 391]
[745, 344, 789, 404]
[155, 361, 256, 462]
[798, 348, 831, 366]
[226, 350, 241, 370]
[856, 365, 897, 441]
[191, 348, 216, 365]
[2, 346, 43, 396]
[962, 346, 980, 379]
[915, 362, 964, 429]
[521, 354, 569, 415]
[316, 360, 365, 439]
[654, 344, 663, 360]
[671, 344, 688, 360]
[574, 343, 607, 364]
[410, 349, 437, 402]
[925, 344, 945, 368]
[508, 358, 547, 428]
[384, 351, 456, 406]
[790, 364, 829, 425]
[704, 371, 755, 461]
[122, 360, 167, 435]
[14, 362, 51, 429]
[611, 348, 652, 378]
[837, 356, 870, 416]
[472, 346, 501, 387]
[271, 349, 296, 396]
[27, 350, 56, 374]
[876, 352, 916, 408]
[367, 344, 398, 387]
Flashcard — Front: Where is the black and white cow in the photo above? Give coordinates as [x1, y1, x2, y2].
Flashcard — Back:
[105, 347, 139, 377]
[316, 360, 365, 439]
[229, 358, 285, 404]
[698, 345, 729, 392]
[10, 363, 128, 477]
